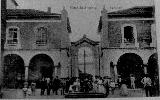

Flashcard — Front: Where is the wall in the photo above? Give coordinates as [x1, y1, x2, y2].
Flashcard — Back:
[7, 0, 17, 9]
[107, 20, 153, 48]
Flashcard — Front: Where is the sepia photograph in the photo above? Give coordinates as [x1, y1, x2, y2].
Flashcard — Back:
[1, 0, 159, 99]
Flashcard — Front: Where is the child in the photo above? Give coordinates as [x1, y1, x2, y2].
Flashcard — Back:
[22, 85, 28, 98]
[110, 80, 116, 95]
[31, 82, 36, 96]
[27, 86, 32, 96]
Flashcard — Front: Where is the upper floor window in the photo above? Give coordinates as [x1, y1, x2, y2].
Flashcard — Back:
[124, 26, 135, 43]
[121, 24, 138, 47]
[35, 26, 48, 46]
[6, 26, 19, 45]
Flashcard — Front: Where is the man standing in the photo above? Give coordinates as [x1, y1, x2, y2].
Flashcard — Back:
[141, 74, 152, 97]
[130, 74, 135, 89]
[52, 76, 61, 95]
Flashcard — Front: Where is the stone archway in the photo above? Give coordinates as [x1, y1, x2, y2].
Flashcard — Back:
[29, 54, 54, 88]
[117, 53, 144, 88]
[70, 35, 100, 77]
[4, 54, 25, 88]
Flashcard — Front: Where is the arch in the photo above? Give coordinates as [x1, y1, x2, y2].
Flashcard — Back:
[148, 53, 158, 79]
[3, 54, 25, 88]
[117, 53, 144, 88]
[29, 54, 54, 87]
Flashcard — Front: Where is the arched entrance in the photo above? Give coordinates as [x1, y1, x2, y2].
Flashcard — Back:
[29, 54, 54, 87]
[4, 54, 25, 88]
[148, 53, 159, 95]
[117, 53, 144, 88]
[148, 53, 158, 79]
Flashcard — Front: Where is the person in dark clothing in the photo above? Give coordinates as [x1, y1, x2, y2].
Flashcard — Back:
[65, 78, 70, 93]
[40, 77, 47, 95]
[46, 77, 51, 95]
[52, 76, 61, 95]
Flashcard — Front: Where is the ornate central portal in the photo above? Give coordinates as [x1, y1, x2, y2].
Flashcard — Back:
[70, 35, 101, 77]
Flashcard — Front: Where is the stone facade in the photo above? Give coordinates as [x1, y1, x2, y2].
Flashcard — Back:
[2, 6, 71, 88]
[98, 6, 157, 83]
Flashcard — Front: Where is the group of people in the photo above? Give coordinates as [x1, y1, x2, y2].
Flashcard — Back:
[67, 76, 115, 96]
[40, 76, 61, 95]
[22, 81, 36, 97]
[117, 74, 158, 97]
[22, 74, 158, 98]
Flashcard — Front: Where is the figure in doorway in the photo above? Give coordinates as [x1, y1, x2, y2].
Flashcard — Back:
[130, 74, 136, 89]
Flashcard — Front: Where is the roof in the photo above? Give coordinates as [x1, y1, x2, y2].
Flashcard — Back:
[108, 6, 154, 18]
[12, 0, 18, 6]
[6, 9, 61, 20]
[71, 35, 99, 46]
[98, 6, 154, 33]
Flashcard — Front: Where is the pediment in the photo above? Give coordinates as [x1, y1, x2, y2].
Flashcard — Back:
[71, 35, 99, 46]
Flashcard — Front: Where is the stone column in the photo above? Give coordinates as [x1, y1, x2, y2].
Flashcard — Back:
[150, 23, 156, 47]
[143, 64, 147, 74]
[75, 52, 79, 77]
[114, 65, 118, 82]
[25, 66, 29, 81]
[155, 0, 160, 93]
[55, 67, 57, 76]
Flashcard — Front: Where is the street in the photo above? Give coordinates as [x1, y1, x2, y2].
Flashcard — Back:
[2, 88, 146, 99]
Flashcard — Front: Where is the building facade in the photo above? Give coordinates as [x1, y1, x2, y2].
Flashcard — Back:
[98, 6, 158, 87]
[2, 5, 71, 88]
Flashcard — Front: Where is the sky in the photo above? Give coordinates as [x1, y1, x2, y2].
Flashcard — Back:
[16, 0, 154, 42]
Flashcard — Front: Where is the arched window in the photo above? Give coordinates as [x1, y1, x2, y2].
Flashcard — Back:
[35, 26, 48, 46]
[6, 26, 20, 45]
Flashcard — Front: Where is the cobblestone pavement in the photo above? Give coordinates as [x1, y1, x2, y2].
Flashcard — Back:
[1, 88, 146, 99]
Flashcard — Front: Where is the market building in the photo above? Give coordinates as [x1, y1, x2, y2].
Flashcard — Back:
[98, 6, 157, 87]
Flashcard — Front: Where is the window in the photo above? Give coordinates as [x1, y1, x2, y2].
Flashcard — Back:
[35, 26, 48, 46]
[121, 24, 138, 47]
[124, 26, 134, 43]
[6, 27, 19, 45]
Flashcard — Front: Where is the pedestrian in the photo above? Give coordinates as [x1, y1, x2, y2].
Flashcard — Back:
[120, 79, 129, 96]
[130, 74, 136, 89]
[40, 77, 46, 95]
[22, 82, 28, 98]
[103, 77, 110, 96]
[141, 74, 152, 97]
[117, 76, 122, 89]
[46, 77, 51, 95]
[31, 81, 36, 96]
[52, 76, 61, 95]
[27, 86, 32, 96]
[109, 80, 116, 95]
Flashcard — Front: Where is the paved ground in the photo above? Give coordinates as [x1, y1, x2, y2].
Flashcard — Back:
[1, 88, 147, 99]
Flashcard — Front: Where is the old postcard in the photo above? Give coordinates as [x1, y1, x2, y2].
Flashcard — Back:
[1, 0, 159, 99]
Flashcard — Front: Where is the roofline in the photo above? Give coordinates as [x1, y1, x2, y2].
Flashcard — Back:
[107, 6, 154, 15]
[12, 0, 18, 6]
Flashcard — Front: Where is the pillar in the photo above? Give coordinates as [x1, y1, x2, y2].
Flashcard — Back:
[25, 66, 28, 81]
[55, 67, 57, 76]
[114, 65, 118, 82]
[143, 64, 147, 74]
[155, 0, 160, 94]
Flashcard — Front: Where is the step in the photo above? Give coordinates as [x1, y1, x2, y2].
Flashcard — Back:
[65, 92, 107, 98]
